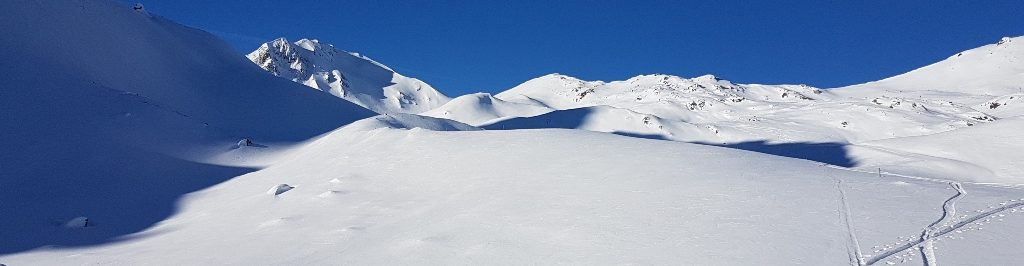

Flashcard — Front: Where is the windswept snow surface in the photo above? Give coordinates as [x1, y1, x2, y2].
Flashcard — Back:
[0, 0, 373, 254]
[5, 125, 1024, 265]
[248, 38, 451, 114]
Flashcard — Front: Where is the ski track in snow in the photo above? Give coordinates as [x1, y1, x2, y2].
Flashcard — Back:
[864, 183, 1024, 265]
[918, 182, 965, 266]
[834, 176, 866, 266]
[824, 165, 1024, 265]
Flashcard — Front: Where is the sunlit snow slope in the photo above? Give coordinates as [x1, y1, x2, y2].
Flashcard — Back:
[424, 37, 1024, 183]
[248, 38, 451, 114]
[5, 122, 1024, 265]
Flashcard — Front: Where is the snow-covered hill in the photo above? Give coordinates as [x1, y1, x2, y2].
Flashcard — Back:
[422, 37, 1024, 183]
[248, 38, 451, 114]
[421, 92, 554, 125]
[7, 117, 1024, 265]
[430, 73, 989, 145]
[837, 36, 1024, 96]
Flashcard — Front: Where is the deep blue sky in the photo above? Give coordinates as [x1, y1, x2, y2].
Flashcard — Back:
[132, 0, 1023, 95]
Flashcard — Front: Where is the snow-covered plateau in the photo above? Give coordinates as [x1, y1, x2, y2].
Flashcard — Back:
[2, 1, 1023, 265]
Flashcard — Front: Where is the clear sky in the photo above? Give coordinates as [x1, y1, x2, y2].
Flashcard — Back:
[132, 0, 1024, 95]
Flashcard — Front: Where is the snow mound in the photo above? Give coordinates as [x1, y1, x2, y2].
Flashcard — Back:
[268, 184, 295, 196]
[63, 217, 91, 228]
[344, 114, 480, 132]
[421, 92, 554, 126]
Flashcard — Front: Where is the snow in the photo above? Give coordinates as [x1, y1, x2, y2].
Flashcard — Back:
[421, 92, 554, 126]
[268, 184, 295, 196]
[0, 0, 373, 255]
[63, 217, 91, 228]
[2, 0, 1024, 265]
[837, 36, 1024, 96]
[247, 38, 452, 114]
[422, 38, 1024, 184]
[849, 117, 1024, 184]
[6, 126, 1024, 265]
[431, 73, 988, 145]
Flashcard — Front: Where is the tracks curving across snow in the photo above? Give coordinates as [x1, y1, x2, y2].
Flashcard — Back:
[919, 182, 966, 266]
[833, 176, 866, 266]
[864, 182, 1024, 265]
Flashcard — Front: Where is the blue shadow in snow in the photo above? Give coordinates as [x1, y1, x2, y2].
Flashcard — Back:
[0, 151, 258, 255]
[698, 141, 856, 167]
[486, 108, 855, 167]
[485, 108, 596, 130]
[613, 132, 856, 167]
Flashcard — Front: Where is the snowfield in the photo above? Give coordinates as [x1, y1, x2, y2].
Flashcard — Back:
[2, 0, 1024, 265]
[6, 124, 1024, 265]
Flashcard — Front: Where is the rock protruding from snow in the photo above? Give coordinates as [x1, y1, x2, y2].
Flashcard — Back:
[236, 138, 253, 148]
[247, 38, 451, 114]
[64, 217, 90, 228]
[998, 36, 1012, 45]
[268, 184, 295, 196]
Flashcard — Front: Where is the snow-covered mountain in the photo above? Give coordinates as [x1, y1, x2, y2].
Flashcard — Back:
[423, 37, 1024, 183]
[248, 38, 451, 114]
[4, 1, 1024, 265]
[429, 73, 991, 144]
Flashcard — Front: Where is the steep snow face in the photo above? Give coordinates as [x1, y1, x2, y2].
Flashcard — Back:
[838, 36, 1024, 96]
[6, 125, 1024, 265]
[248, 38, 451, 114]
[0, 0, 373, 254]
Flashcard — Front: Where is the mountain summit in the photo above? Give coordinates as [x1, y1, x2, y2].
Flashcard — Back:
[248, 38, 451, 114]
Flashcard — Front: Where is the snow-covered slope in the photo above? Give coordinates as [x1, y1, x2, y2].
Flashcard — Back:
[433, 73, 989, 145]
[6, 121, 1024, 265]
[423, 38, 1024, 183]
[0, 0, 374, 254]
[4, 1, 1024, 264]
[838, 36, 1024, 96]
[848, 116, 1024, 184]
[248, 38, 451, 114]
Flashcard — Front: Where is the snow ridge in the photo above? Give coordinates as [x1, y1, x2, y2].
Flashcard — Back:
[248, 38, 451, 114]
